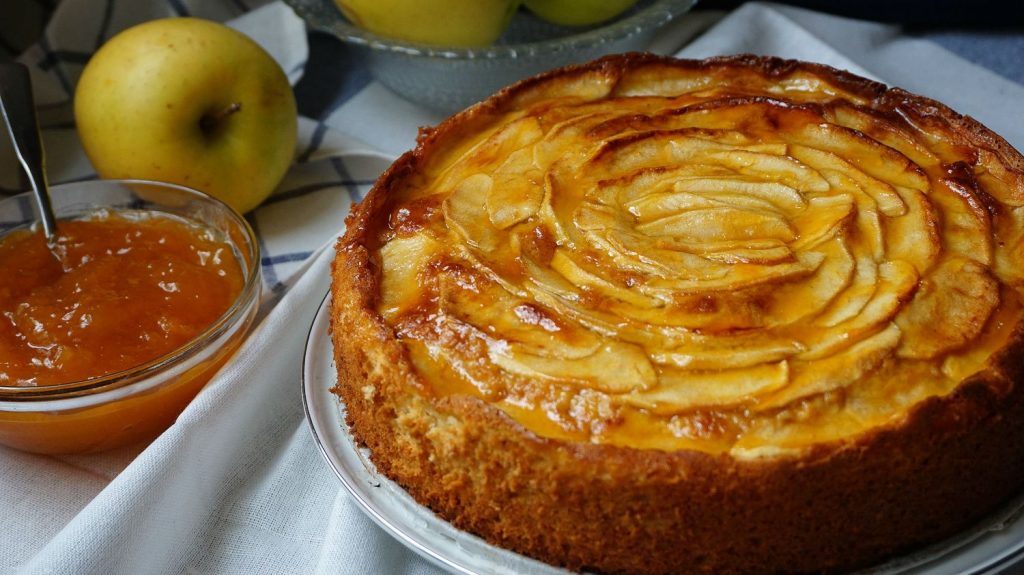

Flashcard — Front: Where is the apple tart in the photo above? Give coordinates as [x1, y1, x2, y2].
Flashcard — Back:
[331, 54, 1024, 574]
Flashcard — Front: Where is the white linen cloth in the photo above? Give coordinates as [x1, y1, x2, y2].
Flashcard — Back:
[3, 1, 1023, 573]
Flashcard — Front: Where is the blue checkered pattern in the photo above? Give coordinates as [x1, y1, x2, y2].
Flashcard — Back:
[1, 0, 390, 311]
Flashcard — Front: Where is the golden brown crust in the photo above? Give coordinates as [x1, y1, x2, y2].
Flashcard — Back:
[330, 54, 1024, 574]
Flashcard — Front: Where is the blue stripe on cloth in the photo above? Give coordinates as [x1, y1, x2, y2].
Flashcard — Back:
[35, 46, 93, 69]
[311, 39, 373, 119]
[263, 181, 352, 206]
[262, 251, 314, 266]
[322, 65, 372, 117]
[264, 173, 376, 206]
[293, 32, 372, 120]
[246, 213, 284, 294]
[36, 36, 75, 98]
[330, 156, 366, 202]
[245, 211, 278, 280]
[296, 121, 329, 164]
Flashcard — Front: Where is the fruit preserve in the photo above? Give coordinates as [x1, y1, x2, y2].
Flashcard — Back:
[0, 180, 260, 455]
[0, 211, 244, 386]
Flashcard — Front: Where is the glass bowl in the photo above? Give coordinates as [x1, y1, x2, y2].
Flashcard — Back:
[0, 179, 261, 454]
[284, 0, 697, 112]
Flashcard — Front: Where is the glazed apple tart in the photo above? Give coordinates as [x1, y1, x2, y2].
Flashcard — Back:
[331, 54, 1024, 574]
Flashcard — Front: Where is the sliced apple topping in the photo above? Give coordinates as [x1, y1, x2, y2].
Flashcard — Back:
[812, 256, 880, 327]
[993, 207, 1024, 287]
[878, 186, 940, 276]
[895, 257, 999, 359]
[549, 249, 664, 308]
[976, 149, 1024, 207]
[486, 148, 544, 229]
[703, 150, 830, 193]
[650, 335, 804, 370]
[377, 234, 442, 320]
[932, 170, 995, 266]
[490, 338, 656, 393]
[636, 206, 797, 244]
[622, 361, 790, 414]
[831, 105, 941, 168]
[758, 323, 902, 411]
[788, 144, 906, 217]
[601, 165, 740, 206]
[789, 122, 931, 193]
[788, 194, 855, 250]
[761, 238, 855, 326]
[671, 178, 807, 213]
[588, 129, 787, 177]
[644, 251, 824, 295]
[374, 68, 1024, 452]
[797, 259, 918, 360]
[442, 173, 498, 252]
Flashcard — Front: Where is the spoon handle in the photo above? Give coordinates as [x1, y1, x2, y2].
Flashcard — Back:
[0, 62, 58, 241]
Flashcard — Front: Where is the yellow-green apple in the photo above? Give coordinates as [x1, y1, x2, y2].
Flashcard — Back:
[524, 0, 639, 26]
[74, 17, 297, 214]
[334, 0, 520, 47]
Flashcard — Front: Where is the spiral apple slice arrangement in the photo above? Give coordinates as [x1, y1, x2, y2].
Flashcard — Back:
[371, 57, 1024, 457]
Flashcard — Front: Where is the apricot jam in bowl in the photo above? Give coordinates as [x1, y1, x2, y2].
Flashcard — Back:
[0, 179, 260, 454]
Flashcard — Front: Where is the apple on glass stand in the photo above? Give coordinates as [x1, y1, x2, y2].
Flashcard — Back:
[74, 17, 298, 214]
[524, 0, 640, 26]
[334, 0, 521, 47]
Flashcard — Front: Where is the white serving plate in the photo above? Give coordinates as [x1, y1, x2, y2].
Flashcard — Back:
[302, 293, 1024, 575]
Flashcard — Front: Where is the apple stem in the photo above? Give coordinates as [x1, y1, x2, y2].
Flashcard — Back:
[200, 102, 242, 135]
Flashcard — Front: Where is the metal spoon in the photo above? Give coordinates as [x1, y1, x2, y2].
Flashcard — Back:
[0, 62, 59, 243]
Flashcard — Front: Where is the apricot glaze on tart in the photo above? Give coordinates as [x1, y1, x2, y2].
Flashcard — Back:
[331, 54, 1024, 574]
